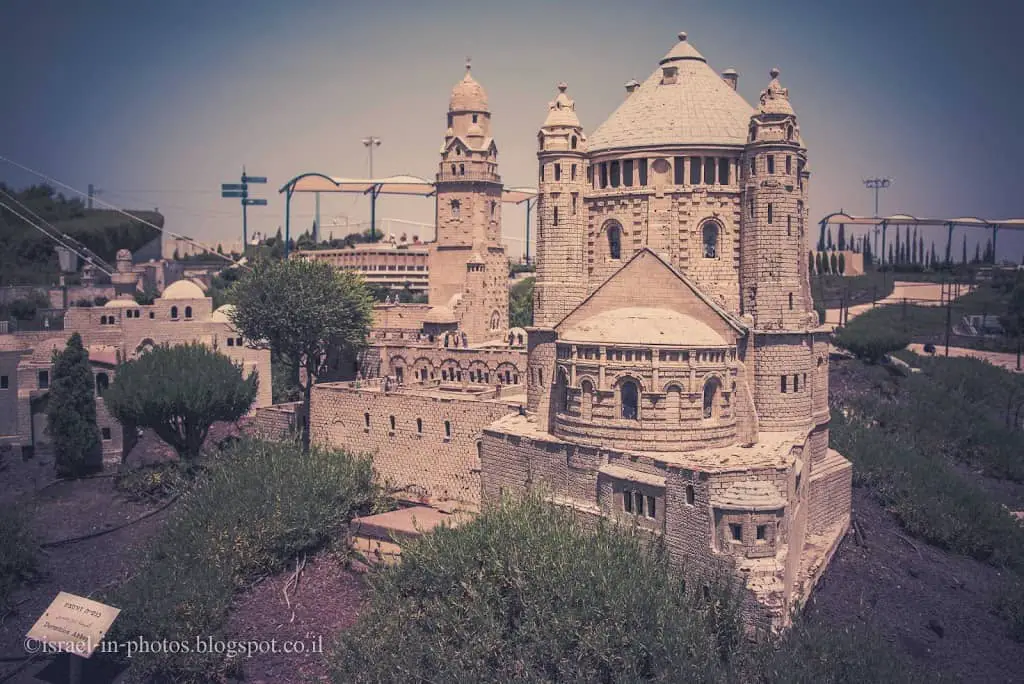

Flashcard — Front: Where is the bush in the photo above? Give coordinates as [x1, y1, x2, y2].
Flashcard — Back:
[834, 324, 910, 363]
[104, 343, 258, 461]
[47, 333, 103, 477]
[114, 462, 193, 502]
[329, 495, 744, 683]
[0, 505, 40, 610]
[105, 437, 378, 682]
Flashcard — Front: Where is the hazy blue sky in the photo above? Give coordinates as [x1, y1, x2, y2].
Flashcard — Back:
[2, 0, 1023, 261]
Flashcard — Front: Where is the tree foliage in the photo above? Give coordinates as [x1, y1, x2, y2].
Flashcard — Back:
[229, 259, 372, 450]
[46, 333, 103, 477]
[509, 276, 534, 328]
[834, 322, 910, 364]
[104, 343, 257, 461]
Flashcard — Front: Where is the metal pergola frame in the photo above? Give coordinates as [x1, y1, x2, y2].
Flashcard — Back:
[817, 211, 1024, 269]
[278, 172, 537, 258]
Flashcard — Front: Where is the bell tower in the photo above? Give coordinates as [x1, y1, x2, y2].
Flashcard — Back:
[534, 83, 588, 328]
[429, 61, 507, 342]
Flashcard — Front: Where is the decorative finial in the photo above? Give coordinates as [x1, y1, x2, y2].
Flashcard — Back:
[465, 57, 472, 72]
[678, 31, 687, 41]
[557, 82, 568, 92]
[770, 66, 780, 79]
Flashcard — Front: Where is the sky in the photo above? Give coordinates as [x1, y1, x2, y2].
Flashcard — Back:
[2, 0, 1023, 262]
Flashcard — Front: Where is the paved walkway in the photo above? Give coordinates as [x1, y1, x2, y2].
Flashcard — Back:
[825, 281, 971, 328]
[907, 343, 1022, 373]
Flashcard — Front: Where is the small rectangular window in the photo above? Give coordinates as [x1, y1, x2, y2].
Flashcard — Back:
[703, 157, 715, 184]
[101, 427, 111, 440]
[729, 523, 742, 541]
[786, 155, 792, 174]
[638, 159, 648, 186]
[599, 163, 608, 188]
[623, 490, 633, 513]
[623, 159, 634, 186]
[787, 215, 792, 236]
[767, 203, 773, 224]
[571, 164, 577, 180]
[444, 420, 451, 438]
[748, 198, 754, 218]
[0, 375, 7, 389]
[756, 525, 767, 541]
[749, 158, 756, 176]
[553, 207, 559, 227]
[673, 157, 685, 185]
[38, 371, 49, 389]
[571, 193, 577, 215]
[718, 158, 730, 185]
[767, 155, 775, 174]
[364, 412, 370, 428]
[587, 165, 593, 186]
[781, 375, 787, 393]
[609, 161, 620, 188]
[416, 417, 423, 434]
[554, 164, 561, 181]
[227, 338, 235, 347]
[389, 415, 396, 431]
[689, 157, 701, 185]
[540, 164, 545, 181]
[646, 496, 656, 519]
[793, 374, 800, 391]
[634, 491, 644, 516]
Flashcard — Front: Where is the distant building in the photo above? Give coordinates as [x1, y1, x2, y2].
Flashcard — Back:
[294, 239, 430, 292]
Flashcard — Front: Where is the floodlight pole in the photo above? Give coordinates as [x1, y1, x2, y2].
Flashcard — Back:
[362, 136, 382, 241]
[863, 177, 892, 217]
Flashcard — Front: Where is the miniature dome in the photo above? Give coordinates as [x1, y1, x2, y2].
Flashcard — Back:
[560, 307, 726, 346]
[210, 304, 236, 323]
[161, 279, 207, 300]
[424, 306, 459, 324]
[757, 67, 794, 116]
[449, 62, 489, 112]
[587, 31, 755, 152]
[104, 298, 135, 308]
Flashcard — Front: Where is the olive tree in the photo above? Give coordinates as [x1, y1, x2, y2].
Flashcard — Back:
[104, 343, 258, 462]
[47, 333, 102, 477]
[229, 258, 372, 451]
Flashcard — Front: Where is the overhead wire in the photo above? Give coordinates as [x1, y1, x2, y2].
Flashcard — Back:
[0, 197, 115, 276]
[0, 154, 245, 269]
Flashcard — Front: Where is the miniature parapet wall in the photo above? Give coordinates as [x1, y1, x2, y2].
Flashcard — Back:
[310, 380, 520, 505]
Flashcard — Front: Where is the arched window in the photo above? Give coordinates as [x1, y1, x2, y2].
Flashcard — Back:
[170, 306, 178, 320]
[364, 412, 370, 428]
[570, 135, 577, 149]
[450, 199, 460, 217]
[620, 379, 639, 420]
[557, 368, 569, 413]
[606, 222, 622, 260]
[703, 377, 721, 419]
[580, 379, 594, 420]
[788, 292, 794, 310]
[702, 222, 719, 259]
[95, 372, 109, 396]
[685, 485, 695, 506]
[99, 315, 107, 325]
[786, 124, 794, 141]
[459, 164, 465, 175]
[185, 306, 193, 319]
[490, 311, 500, 330]
[416, 417, 423, 434]
[517, 334, 523, 346]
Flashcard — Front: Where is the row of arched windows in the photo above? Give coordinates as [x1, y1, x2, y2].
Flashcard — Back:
[169, 306, 193, 320]
[561, 375, 723, 421]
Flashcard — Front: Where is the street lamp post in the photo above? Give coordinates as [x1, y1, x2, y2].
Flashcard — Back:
[863, 177, 892, 217]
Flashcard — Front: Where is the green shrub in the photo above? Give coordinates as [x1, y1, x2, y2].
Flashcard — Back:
[0, 505, 40, 609]
[114, 462, 193, 502]
[105, 437, 377, 682]
[834, 324, 910, 363]
[831, 410, 1024, 570]
[329, 495, 744, 683]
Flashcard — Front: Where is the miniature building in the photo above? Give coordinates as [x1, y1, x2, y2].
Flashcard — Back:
[478, 32, 851, 633]
[294, 240, 430, 292]
[0, 267, 272, 464]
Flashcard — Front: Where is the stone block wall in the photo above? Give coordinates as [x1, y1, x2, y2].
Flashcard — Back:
[752, 333, 814, 431]
[311, 382, 518, 504]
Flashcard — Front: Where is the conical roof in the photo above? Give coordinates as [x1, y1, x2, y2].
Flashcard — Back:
[587, 32, 755, 152]
[449, 61, 489, 112]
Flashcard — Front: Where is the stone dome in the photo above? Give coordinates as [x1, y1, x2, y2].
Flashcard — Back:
[449, 63, 489, 112]
[210, 304, 236, 323]
[560, 307, 726, 347]
[104, 298, 135, 308]
[757, 68, 795, 116]
[161, 279, 206, 300]
[424, 306, 459, 324]
[587, 32, 755, 153]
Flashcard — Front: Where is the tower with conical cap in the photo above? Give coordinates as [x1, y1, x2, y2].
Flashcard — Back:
[429, 61, 508, 343]
[534, 83, 588, 328]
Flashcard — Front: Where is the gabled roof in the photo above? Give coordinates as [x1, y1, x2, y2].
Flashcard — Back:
[587, 32, 755, 153]
[555, 247, 747, 336]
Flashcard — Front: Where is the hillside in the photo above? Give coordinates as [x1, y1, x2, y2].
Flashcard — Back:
[0, 184, 163, 286]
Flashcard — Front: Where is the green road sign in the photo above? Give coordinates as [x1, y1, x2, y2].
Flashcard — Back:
[222, 191, 248, 198]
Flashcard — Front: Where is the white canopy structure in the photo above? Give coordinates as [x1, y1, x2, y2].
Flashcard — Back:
[279, 172, 537, 257]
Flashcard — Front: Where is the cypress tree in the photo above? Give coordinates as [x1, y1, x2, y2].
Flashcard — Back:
[974, 242, 981, 264]
[838, 224, 846, 251]
[816, 251, 825, 275]
[808, 250, 815, 276]
[829, 251, 838, 275]
[838, 252, 846, 275]
[918, 235, 925, 266]
[962, 234, 968, 264]
[47, 333, 102, 477]
[888, 243, 894, 265]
